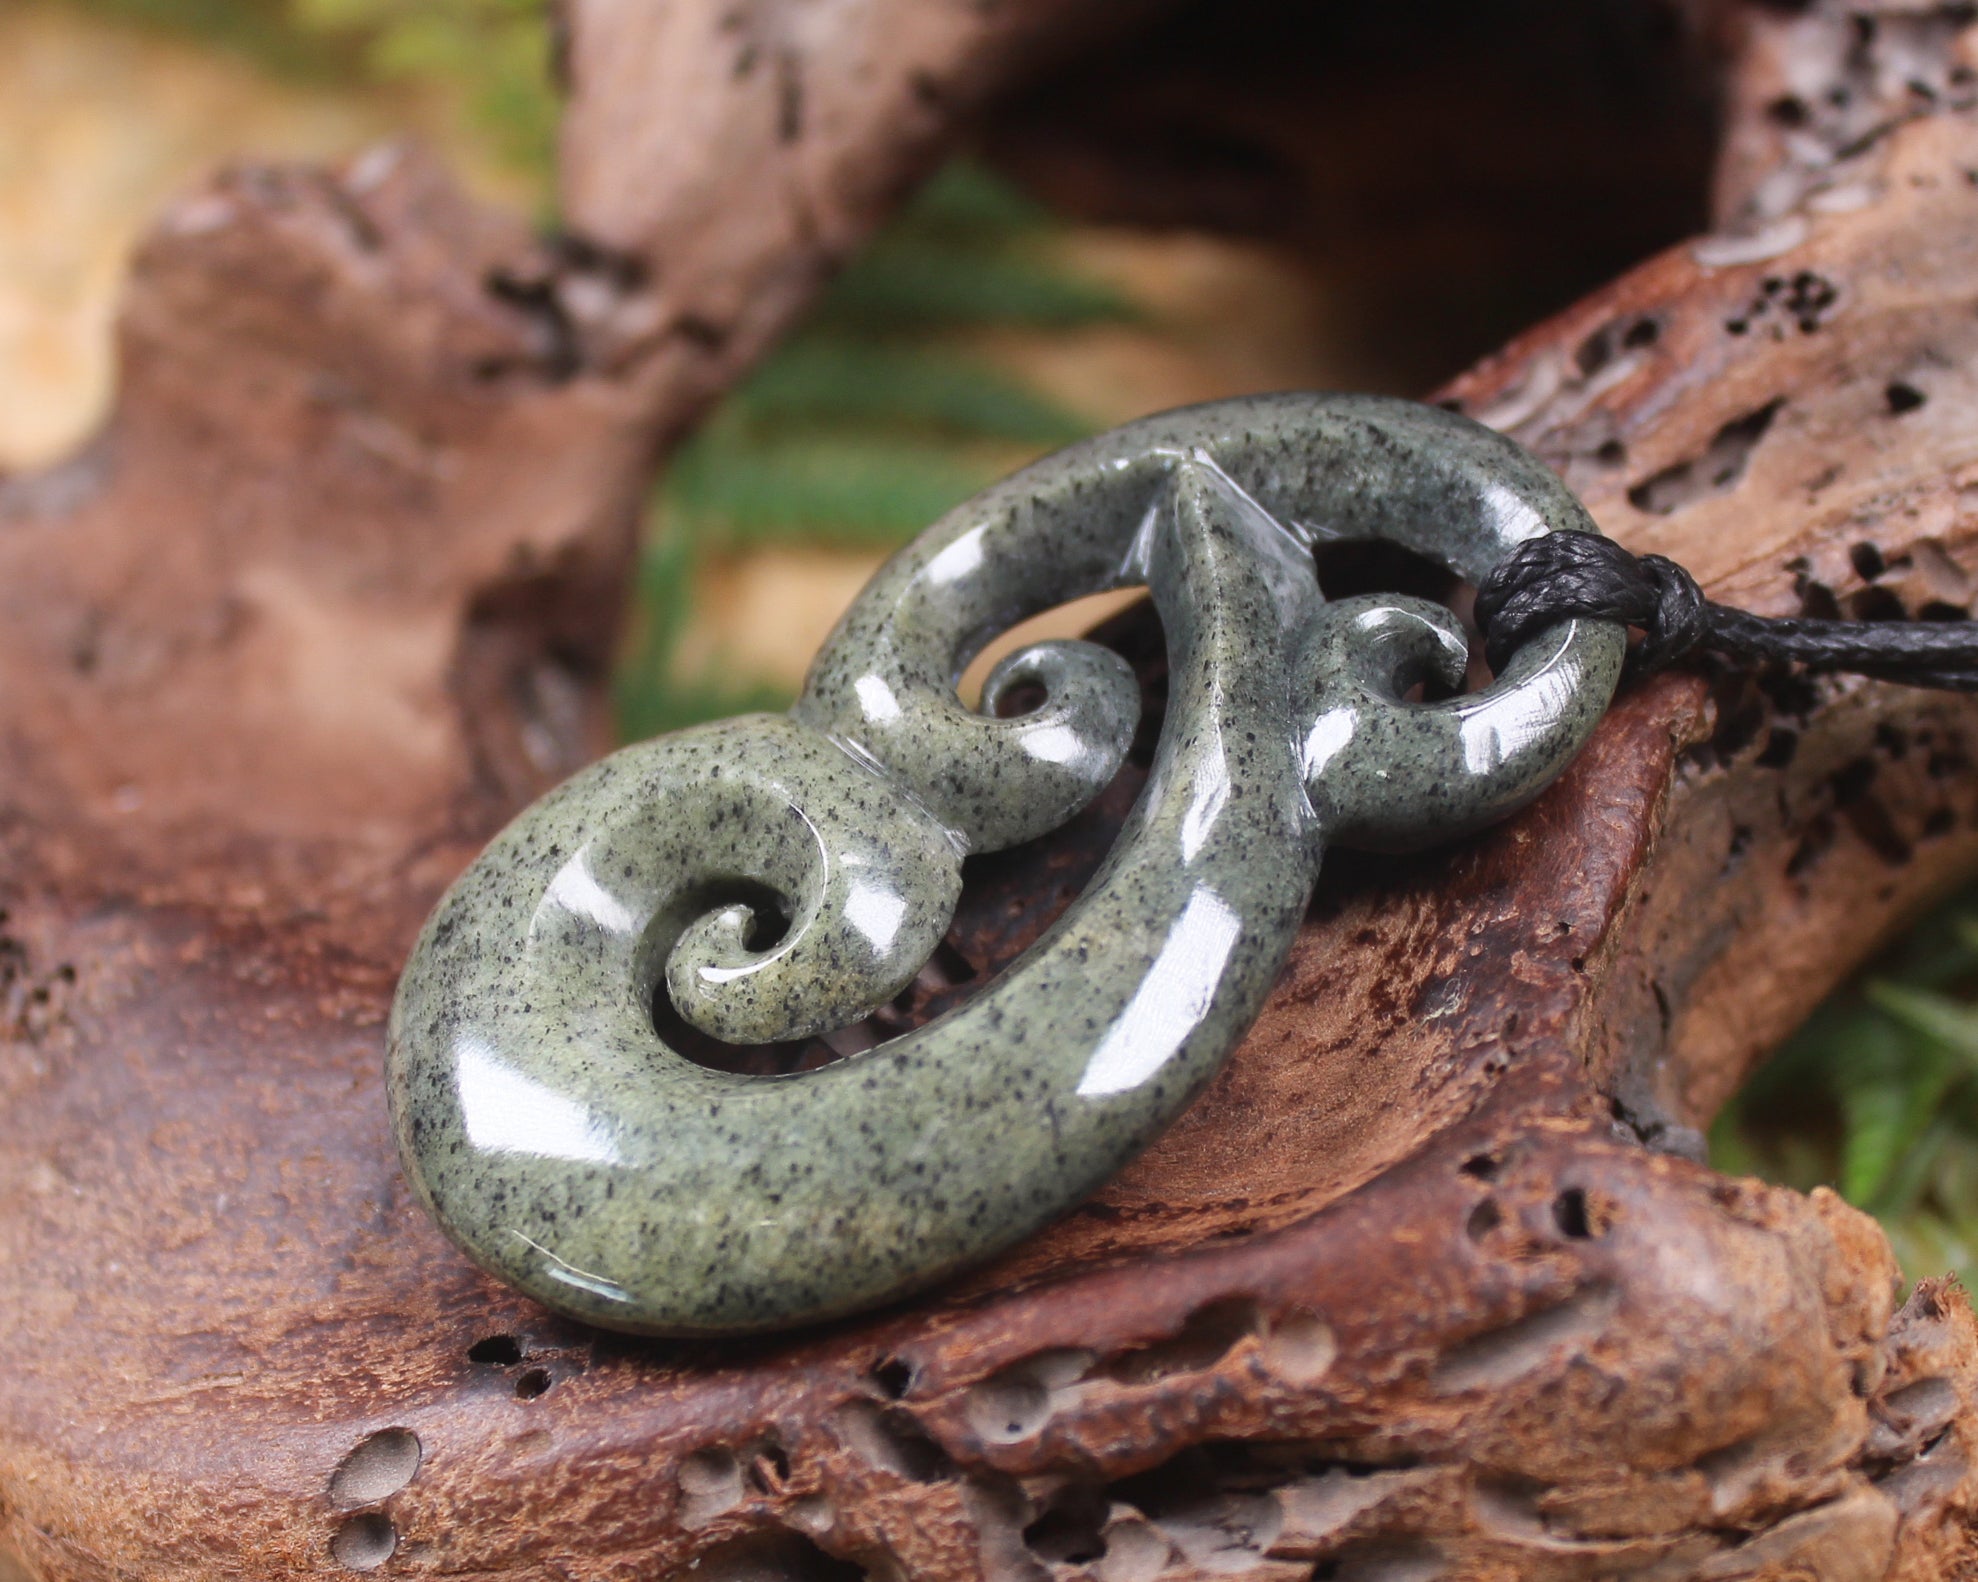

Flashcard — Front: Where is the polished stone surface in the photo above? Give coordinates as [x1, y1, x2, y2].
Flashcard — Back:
[388, 393, 1625, 1335]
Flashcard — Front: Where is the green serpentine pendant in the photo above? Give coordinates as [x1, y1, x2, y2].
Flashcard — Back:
[387, 393, 1626, 1336]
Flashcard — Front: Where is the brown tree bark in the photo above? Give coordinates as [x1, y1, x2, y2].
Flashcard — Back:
[7, 3, 1978, 1580]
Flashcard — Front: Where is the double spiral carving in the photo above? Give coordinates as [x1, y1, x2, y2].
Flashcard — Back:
[388, 394, 1624, 1336]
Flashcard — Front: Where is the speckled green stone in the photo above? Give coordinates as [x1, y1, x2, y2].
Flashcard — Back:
[387, 393, 1625, 1336]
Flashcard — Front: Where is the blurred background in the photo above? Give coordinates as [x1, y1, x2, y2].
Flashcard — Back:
[8, 0, 1978, 1292]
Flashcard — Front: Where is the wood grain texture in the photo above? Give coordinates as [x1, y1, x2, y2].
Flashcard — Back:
[8, 2, 1978, 1578]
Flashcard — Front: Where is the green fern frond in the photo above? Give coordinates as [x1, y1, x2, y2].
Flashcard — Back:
[291, 0, 555, 178]
[1866, 979, 1978, 1067]
[661, 432, 1015, 549]
[906, 159, 1052, 239]
[623, 157, 1118, 730]
[732, 337, 1089, 446]
[816, 237, 1138, 332]
[1713, 896, 1978, 1294]
[48, 0, 364, 80]
[614, 534, 796, 740]
[59, 0, 560, 182]
[1883, 1202, 1978, 1293]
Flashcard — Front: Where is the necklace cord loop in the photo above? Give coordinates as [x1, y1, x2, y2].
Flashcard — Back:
[1475, 530, 1978, 691]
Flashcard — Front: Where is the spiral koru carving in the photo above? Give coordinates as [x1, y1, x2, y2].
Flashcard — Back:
[388, 394, 1626, 1336]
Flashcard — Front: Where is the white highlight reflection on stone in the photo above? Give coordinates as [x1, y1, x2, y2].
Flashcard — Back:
[925, 528, 986, 586]
[1077, 887, 1243, 1098]
[1023, 723, 1086, 765]
[457, 1037, 623, 1166]
[843, 881, 907, 955]
[545, 850, 636, 935]
[1180, 750, 1230, 862]
[855, 673, 903, 723]
[1459, 625, 1577, 777]
[1302, 709, 1355, 781]
[1480, 479, 1547, 545]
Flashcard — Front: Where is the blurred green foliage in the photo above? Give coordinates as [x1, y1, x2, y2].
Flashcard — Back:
[52, 0, 557, 179]
[1712, 901, 1978, 1290]
[49, 0, 362, 80]
[619, 162, 1130, 738]
[291, 0, 555, 177]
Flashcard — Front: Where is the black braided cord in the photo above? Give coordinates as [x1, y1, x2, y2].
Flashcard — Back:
[1473, 531, 1978, 693]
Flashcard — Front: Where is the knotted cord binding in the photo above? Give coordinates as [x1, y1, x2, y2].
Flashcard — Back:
[1475, 530, 1978, 691]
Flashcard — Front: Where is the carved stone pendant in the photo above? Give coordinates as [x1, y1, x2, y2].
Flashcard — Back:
[387, 393, 1626, 1336]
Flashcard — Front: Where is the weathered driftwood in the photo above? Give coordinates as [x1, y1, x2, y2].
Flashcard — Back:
[8, 2, 1978, 1579]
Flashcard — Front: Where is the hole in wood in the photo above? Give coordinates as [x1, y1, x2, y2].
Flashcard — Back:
[679, 1447, 745, 1527]
[1258, 1309, 1337, 1384]
[1099, 1298, 1260, 1386]
[1022, 1487, 1110, 1566]
[329, 1428, 421, 1508]
[1887, 380, 1927, 414]
[965, 1349, 1092, 1444]
[835, 1401, 956, 1483]
[1553, 1188, 1593, 1239]
[467, 1334, 522, 1365]
[869, 1356, 915, 1399]
[1432, 1283, 1617, 1392]
[331, 1512, 397, 1572]
[1627, 400, 1783, 516]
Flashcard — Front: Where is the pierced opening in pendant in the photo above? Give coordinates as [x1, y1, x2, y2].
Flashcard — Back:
[1313, 535, 1486, 698]
[957, 587, 1149, 710]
